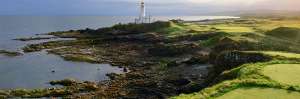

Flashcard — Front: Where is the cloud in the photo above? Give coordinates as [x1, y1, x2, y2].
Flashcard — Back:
[119, 0, 267, 5]
[0, 0, 299, 15]
[128, 0, 299, 8]
[187, 0, 268, 5]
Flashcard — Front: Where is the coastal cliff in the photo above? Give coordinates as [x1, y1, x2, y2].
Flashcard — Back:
[2, 16, 300, 98]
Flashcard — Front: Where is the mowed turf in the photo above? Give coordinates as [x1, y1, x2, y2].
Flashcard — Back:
[216, 87, 300, 99]
[261, 51, 300, 58]
[263, 64, 300, 85]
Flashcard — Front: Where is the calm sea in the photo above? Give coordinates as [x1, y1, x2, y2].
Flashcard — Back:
[0, 16, 237, 89]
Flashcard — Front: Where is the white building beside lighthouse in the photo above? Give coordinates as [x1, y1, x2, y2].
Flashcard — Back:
[135, 0, 151, 23]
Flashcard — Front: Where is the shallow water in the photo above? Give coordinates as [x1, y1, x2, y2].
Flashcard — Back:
[0, 51, 124, 89]
[0, 16, 237, 89]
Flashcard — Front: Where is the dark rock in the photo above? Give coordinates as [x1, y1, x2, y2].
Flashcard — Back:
[113, 32, 163, 43]
[106, 73, 120, 80]
[83, 82, 99, 91]
[166, 78, 191, 86]
[209, 37, 240, 64]
[126, 72, 145, 79]
[49, 89, 72, 97]
[98, 21, 171, 36]
[184, 56, 209, 64]
[124, 87, 165, 99]
[148, 43, 201, 57]
[166, 60, 181, 67]
[50, 79, 77, 86]
[123, 68, 128, 72]
[0, 50, 23, 57]
[177, 83, 203, 94]
[132, 32, 162, 42]
[168, 32, 220, 42]
[14, 37, 56, 41]
[84, 84, 98, 91]
[213, 51, 272, 72]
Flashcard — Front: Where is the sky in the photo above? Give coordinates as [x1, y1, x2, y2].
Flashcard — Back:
[0, 0, 299, 16]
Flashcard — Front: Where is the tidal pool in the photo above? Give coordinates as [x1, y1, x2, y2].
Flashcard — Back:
[0, 51, 124, 89]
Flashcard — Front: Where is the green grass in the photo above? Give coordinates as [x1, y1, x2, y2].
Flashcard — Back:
[172, 93, 205, 99]
[182, 23, 212, 32]
[263, 64, 300, 85]
[172, 51, 300, 99]
[199, 32, 230, 47]
[181, 18, 300, 34]
[255, 19, 300, 32]
[156, 21, 188, 38]
[182, 23, 255, 33]
[216, 87, 300, 99]
[265, 27, 300, 42]
[176, 20, 300, 50]
[245, 51, 300, 59]
[156, 19, 300, 53]
[261, 51, 300, 58]
[215, 26, 254, 33]
[169, 18, 300, 99]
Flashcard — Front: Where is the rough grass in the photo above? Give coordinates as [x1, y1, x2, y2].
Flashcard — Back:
[263, 51, 300, 57]
[171, 51, 300, 99]
[169, 19, 300, 98]
[63, 54, 98, 63]
[244, 51, 300, 59]
[156, 19, 300, 53]
[214, 25, 254, 33]
[216, 87, 300, 99]
[157, 21, 192, 38]
[255, 19, 300, 32]
[176, 19, 300, 51]
[185, 24, 254, 34]
[263, 64, 300, 85]
[265, 27, 300, 42]
[199, 32, 229, 47]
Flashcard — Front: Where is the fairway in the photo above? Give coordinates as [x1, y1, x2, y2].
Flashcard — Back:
[261, 51, 300, 58]
[263, 64, 300, 85]
[216, 87, 300, 99]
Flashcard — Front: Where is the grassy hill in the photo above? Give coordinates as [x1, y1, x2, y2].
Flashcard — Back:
[266, 27, 300, 42]
[171, 17, 300, 99]
[172, 51, 300, 99]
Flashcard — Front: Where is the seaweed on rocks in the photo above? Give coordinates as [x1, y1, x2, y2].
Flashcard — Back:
[0, 50, 22, 57]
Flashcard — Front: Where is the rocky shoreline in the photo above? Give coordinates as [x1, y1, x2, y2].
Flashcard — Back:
[13, 37, 58, 41]
[0, 50, 23, 57]
[2, 18, 297, 98]
[0, 21, 216, 98]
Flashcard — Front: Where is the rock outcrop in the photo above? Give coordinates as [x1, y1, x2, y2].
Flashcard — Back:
[213, 51, 272, 72]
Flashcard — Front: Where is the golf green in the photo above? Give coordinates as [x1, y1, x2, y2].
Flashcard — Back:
[263, 64, 300, 85]
[217, 87, 300, 99]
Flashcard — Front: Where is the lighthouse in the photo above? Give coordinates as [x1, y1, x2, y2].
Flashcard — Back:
[135, 0, 151, 23]
[140, 0, 146, 20]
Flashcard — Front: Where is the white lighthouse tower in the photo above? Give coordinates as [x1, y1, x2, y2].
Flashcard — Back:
[135, 0, 151, 23]
[140, 0, 146, 19]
